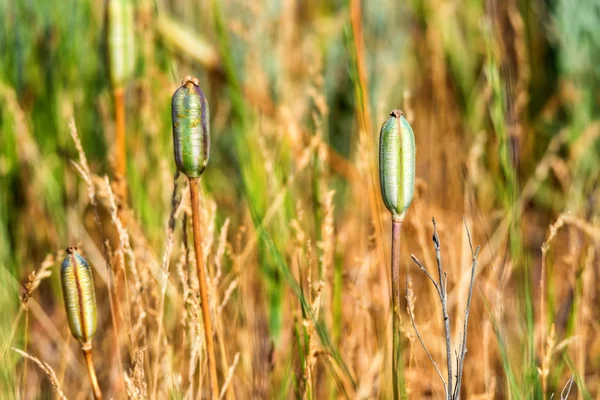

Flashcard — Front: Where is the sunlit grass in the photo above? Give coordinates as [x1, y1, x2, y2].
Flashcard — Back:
[1, 0, 599, 398]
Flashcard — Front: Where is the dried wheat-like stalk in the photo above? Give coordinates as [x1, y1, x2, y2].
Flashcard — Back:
[12, 348, 67, 400]
[219, 352, 240, 399]
[69, 120, 125, 386]
[124, 348, 148, 400]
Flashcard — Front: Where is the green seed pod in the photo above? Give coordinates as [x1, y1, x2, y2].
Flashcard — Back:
[379, 109, 416, 220]
[108, 0, 135, 89]
[60, 246, 97, 349]
[171, 76, 210, 179]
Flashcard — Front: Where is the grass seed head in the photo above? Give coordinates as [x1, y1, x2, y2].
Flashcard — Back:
[379, 109, 416, 221]
[171, 76, 210, 179]
[60, 246, 98, 349]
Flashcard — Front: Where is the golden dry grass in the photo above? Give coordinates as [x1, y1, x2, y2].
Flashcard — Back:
[1, 0, 599, 399]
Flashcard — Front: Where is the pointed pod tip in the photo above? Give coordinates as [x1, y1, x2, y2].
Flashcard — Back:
[390, 109, 404, 118]
[181, 75, 200, 88]
[65, 245, 79, 254]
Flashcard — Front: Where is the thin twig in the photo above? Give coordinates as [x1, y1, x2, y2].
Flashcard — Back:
[405, 276, 448, 398]
[454, 219, 480, 399]
[431, 218, 453, 400]
[560, 375, 575, 400]
[410, 218, 480, 400]
[410, 254, 441, 299]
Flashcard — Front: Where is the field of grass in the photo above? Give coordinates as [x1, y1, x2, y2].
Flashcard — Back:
[1, 0, 599, 398]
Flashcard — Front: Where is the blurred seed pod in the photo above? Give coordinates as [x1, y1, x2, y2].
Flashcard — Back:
[60, 246, 97, 349]
[171, 76, 210, 179]
[108, 0, 135, 89]
[379, 109, 416, 220]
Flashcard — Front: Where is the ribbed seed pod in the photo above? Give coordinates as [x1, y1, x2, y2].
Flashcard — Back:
[171, 76, 210, 179]
[108, 0, 135, 89]
[60, 246, 97, 349]
[379, 109, 416, 220]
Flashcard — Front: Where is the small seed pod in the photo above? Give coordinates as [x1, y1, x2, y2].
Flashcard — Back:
[60, 246, 97, 349]
[171, 76, 210, 179]
[108, 0, 135, 89]
[379, 109, 416, 220]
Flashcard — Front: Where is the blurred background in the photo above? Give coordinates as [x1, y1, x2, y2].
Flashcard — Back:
[1, 0, 599, 398]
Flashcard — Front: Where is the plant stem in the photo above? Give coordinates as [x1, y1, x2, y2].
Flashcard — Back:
[21, 306, 29, 397]
[432, 221, 452, 400]
[454, 223, 479, 399]
[83, 347, 102, 400]
[189, 178, 219, 399]
[391, 218, 403, 400]
[114, 88, 127, 202]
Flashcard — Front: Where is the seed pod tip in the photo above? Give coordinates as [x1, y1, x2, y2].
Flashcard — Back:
[390, 109, 404, 118]
[181, 75, 200, 87]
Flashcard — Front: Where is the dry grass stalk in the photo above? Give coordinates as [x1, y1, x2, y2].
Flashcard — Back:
[356, 352, 383, 399]
[124, 348, 148, 400]
[151, 174, 185, 397]
[405, 276, 447, 395]
[540, 215, 565, 394]
[10, 254, 54, 394]
[539, 323, 556, 390]
[12, 347, 67, 400]
[219, 352, 240, 400]
[69, 119, 129, 398]
[69, 120, 125, 387]
[349, 0, 387, 275]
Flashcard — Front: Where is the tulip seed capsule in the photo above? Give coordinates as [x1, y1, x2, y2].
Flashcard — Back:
[379, 109, 416, 400]
[108, 0, 136, 90]
[60, 246, 97, 349]
[172, 75, 219, 397]
[171, 76, 210, 179]
[379, 109, 416, 221]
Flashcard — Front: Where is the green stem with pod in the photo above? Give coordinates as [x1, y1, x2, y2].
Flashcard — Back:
[379, 109, 415, 400]
[171, 76, 219, 399]
[60, 246, 103, 400]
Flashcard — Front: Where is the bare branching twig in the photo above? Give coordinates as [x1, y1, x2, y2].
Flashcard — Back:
[410, 254, 441, 299]
[561, 375, 575, 400]
[454, 219, 480, 399]
[409, 218, 480, 400]
[405, 277, 448, 397]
